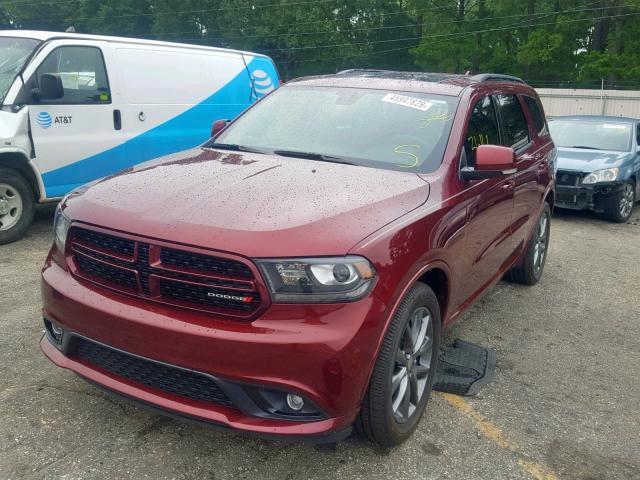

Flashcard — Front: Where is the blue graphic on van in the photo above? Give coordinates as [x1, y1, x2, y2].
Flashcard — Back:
[36, 112, 52, 129]
[251, 69, 275, 97]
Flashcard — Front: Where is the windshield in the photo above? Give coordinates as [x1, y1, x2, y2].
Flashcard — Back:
[0, 37, 39, 102]
[212, 86, 459, 173]
[549, 119, 632, 152]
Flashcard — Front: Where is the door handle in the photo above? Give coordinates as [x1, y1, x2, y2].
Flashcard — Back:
[113, 109, 122, 131]
[501, 180, 515, 191]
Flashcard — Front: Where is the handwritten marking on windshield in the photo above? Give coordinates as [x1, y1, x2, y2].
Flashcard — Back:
[421, 112, 453, 127]
[394, 144, 421, 168]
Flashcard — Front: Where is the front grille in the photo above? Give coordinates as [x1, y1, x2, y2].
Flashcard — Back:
[557, 192, 577, 204]
[161, 248, 253, 278]
[75, 227, 135, 257]
[71, 337, 234, 408]
[69, 227, 262, 318]
[557, 170, 582, 186]
[75, 254, 138, 291]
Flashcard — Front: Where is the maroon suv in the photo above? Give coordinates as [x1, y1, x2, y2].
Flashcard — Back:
[41, 70, 555, 446]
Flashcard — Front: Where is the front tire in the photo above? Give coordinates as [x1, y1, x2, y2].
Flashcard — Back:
[506, 202, 551, 285]
[356, 283, 441, 447]
[0, 168, 36, 245]
[604, 180, 635, 223]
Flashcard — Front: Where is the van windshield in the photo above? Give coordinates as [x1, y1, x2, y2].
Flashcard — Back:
[0, 37, 39, 102]
[212, 85, 459, 174]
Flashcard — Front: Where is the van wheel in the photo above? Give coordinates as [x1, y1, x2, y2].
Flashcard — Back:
[355, 283, 441, 447]
[0, 168, 35, 245]
[604, 180, 635, 223]
[505, 202, 551, 285]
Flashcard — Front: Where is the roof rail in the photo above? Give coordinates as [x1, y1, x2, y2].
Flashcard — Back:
[471, 74, 526, 84]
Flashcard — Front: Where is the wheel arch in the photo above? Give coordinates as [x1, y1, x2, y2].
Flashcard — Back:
[355, 261, 450, 413]
[0, 152, 43, 201]
[544, 188, 555, 211]
[416, 267, 449, 322]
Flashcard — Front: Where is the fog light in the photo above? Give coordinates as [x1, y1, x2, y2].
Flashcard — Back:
[44, 318, 63, 344]
[286, 393, 305, 411]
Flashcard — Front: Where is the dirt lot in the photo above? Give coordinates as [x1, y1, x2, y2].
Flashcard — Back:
[1, 204, 639, 480]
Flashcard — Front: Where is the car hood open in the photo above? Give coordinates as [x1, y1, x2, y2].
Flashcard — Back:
[556, 148, 633, 173]
[63, 147, 430, 258]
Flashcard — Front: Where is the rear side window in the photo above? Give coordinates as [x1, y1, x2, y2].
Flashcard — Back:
[523, 96, 547, 136]
[496, 94, 530, 149]
[35, 46, 110, 104]
[464, 96, 501, 167]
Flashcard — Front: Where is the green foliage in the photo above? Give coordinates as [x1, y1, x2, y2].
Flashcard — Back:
[517, 30, 563, 67]
[1, 0, 639, 85]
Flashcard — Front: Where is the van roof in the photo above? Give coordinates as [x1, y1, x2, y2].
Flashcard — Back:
[0, 29, 271, 59]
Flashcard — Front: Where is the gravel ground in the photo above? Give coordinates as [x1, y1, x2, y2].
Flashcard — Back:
[1, 203, 639, 480]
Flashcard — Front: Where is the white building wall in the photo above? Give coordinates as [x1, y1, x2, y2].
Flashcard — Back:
[536, 88, 640, 118]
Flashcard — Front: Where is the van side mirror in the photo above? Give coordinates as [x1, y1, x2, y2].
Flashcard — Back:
[211, 119, 230, 138]
[32, 73, 64, 101]
[461, 145, 517, 180]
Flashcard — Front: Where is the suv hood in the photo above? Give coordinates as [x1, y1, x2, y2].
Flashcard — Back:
[64, 147, 430, 258]
[556, 148, 633, 172]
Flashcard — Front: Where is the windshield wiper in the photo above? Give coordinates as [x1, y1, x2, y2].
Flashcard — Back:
[273, 150, 356, 165]
[207, 143, 267, 154]
[570, 145, 602, 150]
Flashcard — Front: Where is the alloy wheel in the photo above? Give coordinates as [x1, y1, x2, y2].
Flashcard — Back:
[391, 306, 434, 424]
[619, 183, 635, 220]
[532, 211, 549, 274]
[0, 183, 23, 231]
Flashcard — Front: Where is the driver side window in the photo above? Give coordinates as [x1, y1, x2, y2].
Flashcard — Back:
[34, 46, 110, 104]
[464, 96, 500, 167]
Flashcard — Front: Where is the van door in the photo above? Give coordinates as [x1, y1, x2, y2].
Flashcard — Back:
[112, 47, 256, 164]
[25, 42, 122, 198]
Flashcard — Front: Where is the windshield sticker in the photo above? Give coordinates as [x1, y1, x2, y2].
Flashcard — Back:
[382, 93, 433, 112]
[393, 144, 421, 168]
[602, 124, 628, 129]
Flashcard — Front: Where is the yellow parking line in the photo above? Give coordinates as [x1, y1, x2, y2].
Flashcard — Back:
[441, 393, 559, 480]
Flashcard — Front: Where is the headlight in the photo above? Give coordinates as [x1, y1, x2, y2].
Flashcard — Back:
[53, 205, 71, 253]
[256, 256, 377, 303]
[582, 168, 619, 184]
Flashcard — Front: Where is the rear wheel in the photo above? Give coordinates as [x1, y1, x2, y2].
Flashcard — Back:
[604, 180, 635, 223]
[355, 283, 441, 447]
[505, 202, 551, 285]
[0, 168, 35, 245]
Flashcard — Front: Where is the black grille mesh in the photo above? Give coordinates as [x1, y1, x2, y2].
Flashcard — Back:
[160, 280, 258, 311]
[72, 337, 235, 407]
[75, 254, 138, 290]
[75, 228, 135, 257]
[161, 248, 253, 278]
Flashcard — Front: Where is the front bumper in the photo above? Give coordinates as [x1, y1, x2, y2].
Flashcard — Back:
[555, 181, 625, 211]
[41, 256, 388, 441]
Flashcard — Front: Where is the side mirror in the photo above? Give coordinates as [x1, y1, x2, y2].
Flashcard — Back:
[32, 73, 64, 101]
[461, 145, 517, 180]
[211, 119, 230, 138]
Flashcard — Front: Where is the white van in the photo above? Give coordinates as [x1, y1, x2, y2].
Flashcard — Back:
[0, 30, 279, 244]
